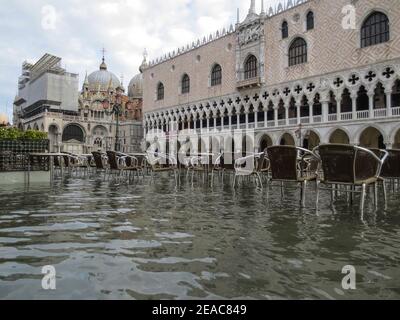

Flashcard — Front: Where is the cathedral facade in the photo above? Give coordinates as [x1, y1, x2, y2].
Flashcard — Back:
[142, 0, 400, 154]
[14, 53, 144, 154]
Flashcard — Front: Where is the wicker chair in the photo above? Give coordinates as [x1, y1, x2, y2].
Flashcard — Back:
[210, 152, 224, 185]
[313, 144, 388, 211]
[106, 151, 139, 182]
[233, 152, 266, 188]
[371, 148, 400, 193]
[62, 153, 88, 176]
[91, 151, 110, 179]
[146, 151, 179, 184]
[266, 146, 319, 207]
[188, 153, 212, 184]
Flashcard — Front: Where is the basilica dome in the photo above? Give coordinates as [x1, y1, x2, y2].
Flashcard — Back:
[88, 59, 120, 92]
[128, 73, 143, 98]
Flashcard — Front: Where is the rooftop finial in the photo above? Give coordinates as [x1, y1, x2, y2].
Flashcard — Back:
[249, 0, 256, 15]
[143, 48, 148, 61]
[261, 0, 265, 15]
[237, 8, 240, 24]
[100, 47, 107, 70]
[245, 0, 259, 22]
[102, 47, 106, 63]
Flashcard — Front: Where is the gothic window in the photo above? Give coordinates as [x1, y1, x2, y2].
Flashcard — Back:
[211, 64, 222, 86]
[282, 21, 288, 39]
[244, 55, 258, 80]
[181, 74, 190, 94]
[289, 37, 307, 67]
[361, 12, 389, 48]
[94, 138, 103, 149]
[306, 11, 314, 30]
[157, 82, 164, 100]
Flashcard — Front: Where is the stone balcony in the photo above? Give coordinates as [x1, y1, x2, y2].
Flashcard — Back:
[236, 77, 261, 90]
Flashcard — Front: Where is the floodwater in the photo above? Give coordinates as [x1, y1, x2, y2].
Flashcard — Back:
[0, 174, 399, 300]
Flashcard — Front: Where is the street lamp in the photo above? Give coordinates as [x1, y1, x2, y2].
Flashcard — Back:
[107, 94, 123, 152]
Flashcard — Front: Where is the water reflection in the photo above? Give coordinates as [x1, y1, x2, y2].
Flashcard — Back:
[0, 177, 399, 300]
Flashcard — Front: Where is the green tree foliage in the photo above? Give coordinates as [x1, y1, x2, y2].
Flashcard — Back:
[0, 127, 48, 140]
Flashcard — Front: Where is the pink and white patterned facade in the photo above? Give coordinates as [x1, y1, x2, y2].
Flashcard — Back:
[142, 0, 400, 150]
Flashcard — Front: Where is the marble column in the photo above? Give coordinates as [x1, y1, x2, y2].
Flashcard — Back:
[351, 93, 357, 120]
[309, 103, 314, 124]
[321, 100, 329, 123]
[274, 107, 278, 127]
[385, 88, 393, 116]
[336, 98, 341, 121]
[285, 105, 289, 126]
[368, 92, 374, 118]
[296, 102, 301, 125]
[264, 109, 268, 128]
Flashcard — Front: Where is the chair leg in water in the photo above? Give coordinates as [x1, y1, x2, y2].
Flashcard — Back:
[360, 184, 366, 213]
[301, 180, 307, 207]
[256, 173, 263, 189]
[374, 183, 378, 207]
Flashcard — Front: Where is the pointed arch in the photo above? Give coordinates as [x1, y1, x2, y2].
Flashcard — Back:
[329, 128, 350, 144]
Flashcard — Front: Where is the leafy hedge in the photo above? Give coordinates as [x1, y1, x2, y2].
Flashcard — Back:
[0, 127, 48, 140]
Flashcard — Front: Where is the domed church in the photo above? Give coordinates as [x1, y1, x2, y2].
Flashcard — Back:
[13, 51, 144, 154]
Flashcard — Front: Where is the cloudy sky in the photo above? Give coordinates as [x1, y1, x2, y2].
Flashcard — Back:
[0, 0, 282, 121]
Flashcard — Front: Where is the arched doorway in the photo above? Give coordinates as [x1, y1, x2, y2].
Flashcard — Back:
[303, 130, 320, 150]
[259, 134, 273, 151]
[62, 124, 86, 154]
[359, 127, 386, 149]
[329, 129, 350, 144]
[280, 133, 295, 146]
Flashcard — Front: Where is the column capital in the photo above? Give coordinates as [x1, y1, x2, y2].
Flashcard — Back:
[350, 92, 358, 100]
[385, 88, 393, 95]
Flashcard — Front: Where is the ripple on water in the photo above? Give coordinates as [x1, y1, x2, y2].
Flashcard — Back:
[0, 178, 399, 299]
